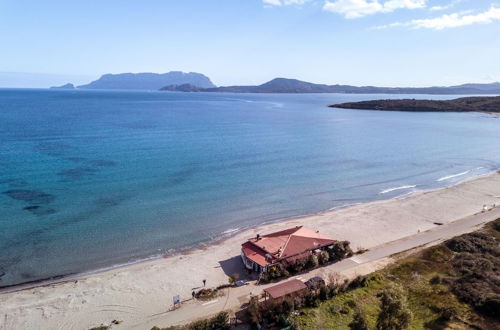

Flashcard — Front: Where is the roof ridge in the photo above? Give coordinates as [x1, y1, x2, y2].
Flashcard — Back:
[279, 228, 300, 258]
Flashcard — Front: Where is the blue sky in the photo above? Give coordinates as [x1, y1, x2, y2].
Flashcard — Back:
[0, 0, 499, 87]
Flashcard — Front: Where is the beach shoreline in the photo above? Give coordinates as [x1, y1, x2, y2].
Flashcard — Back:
[1, 171, 498, 294]
[1, 172, 499, 329]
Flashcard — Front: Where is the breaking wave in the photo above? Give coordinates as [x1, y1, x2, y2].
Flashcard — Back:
[380, 185, 417, 194]
[437, 170, 470, 182]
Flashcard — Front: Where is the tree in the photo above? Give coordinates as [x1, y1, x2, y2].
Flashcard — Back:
[349, 306, 368, 330]
[319, 250, 330, 264]
[247, 296, 261, 324]
[376, 284, 413, 330]
[307, 254, 319, 269]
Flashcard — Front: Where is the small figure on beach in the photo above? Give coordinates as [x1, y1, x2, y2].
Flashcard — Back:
[192, 291, 195, 299]
[482, 204, 488, 212]
[203, 279, 206, 287]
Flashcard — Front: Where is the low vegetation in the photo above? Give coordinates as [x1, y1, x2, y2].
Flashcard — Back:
[260, 241, 353, 283]
[151, 311, 229, 330]
[247, 218, 499, 329]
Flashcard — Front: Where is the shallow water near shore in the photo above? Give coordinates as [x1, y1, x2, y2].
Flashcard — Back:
[0, 89, 499, 287]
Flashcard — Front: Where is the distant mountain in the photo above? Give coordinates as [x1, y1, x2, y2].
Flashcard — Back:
[79, 72, 215, 90]
[196, 78, 500, 95]
[159, 84, 204, 92]
[50, 83, 75, 90]
[330, 96, 500, 113]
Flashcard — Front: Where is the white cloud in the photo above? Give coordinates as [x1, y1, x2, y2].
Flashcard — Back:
[323, 0, 426, 18]
[377, 6, 500, 29]
[263, 0, 311, 6]
[263, 0, 283, 5]
[429, 0, 462, 11]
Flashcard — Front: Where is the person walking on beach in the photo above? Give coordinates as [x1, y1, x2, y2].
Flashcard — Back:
[203, 279, 206, 287]
[192, 291, 195, 299]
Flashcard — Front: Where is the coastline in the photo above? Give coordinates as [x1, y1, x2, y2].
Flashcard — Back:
[0, 171, 498, 294]
[1, 172, 499, 329]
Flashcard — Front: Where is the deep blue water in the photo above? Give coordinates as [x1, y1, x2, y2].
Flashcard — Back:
[1, 89, 499, 287]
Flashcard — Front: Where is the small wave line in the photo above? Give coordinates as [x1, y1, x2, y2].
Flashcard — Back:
[380, 185, 416, 194]
[437, 170, 470, 182]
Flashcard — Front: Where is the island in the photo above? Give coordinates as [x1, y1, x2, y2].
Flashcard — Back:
[78, 71, 215, 90]
[50, 83, 75, 90]
[329, 96, 500, 113]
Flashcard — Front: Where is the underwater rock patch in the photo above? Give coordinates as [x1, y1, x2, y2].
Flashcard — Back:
[23, 205, 57, 216]
[3, 190, 56, 204]
[57, 167, 97, 180]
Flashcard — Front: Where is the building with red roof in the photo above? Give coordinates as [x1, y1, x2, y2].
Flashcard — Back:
[240, 226, 336, 274]
[263, 279, 308, 301]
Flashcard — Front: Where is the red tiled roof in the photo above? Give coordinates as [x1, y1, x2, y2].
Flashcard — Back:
[241, 242, 275, 267]
[241, 226, 335, 267]
[264, 279, 308, 299]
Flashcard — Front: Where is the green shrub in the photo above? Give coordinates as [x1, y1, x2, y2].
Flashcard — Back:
[307, 254, 319, 269]
[319, 250, 330, 264]
[349, 306, 369, 330]
[445, 232, 498, 254]
[376, 284, 413, 330]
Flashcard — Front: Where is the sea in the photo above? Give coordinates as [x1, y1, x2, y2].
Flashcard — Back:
[1, 89, 499, 288]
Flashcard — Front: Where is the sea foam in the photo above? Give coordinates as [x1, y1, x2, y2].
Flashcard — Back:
[380, 185, 416, 194]
[437, 170, 470, 182]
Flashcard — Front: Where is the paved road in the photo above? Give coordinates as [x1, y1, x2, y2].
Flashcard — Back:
[133, 207, 500, 329]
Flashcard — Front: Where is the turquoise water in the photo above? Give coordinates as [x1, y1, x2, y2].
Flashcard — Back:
[1, 89, 499, 287]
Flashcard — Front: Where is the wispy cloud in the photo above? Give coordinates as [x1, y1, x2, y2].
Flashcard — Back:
[429, 0, 462, 11]
[323, 0, 427, 18]
[263, 0, 311, 6]
[377, 6, 500, 29]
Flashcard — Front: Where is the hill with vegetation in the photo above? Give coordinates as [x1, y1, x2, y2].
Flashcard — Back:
[330, 96, 500, 113]
[189, 78, 500, 95]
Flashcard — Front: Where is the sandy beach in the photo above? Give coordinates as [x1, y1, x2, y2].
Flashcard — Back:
[1, 172, 499, 330]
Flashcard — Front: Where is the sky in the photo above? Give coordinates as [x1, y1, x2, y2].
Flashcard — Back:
[0, 0, 499, 87]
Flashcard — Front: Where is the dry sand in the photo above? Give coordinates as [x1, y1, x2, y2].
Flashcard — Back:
[1, 173, 499, 330]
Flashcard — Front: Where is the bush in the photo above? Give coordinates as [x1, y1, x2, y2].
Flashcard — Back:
[304, 291, 320, 308]
[307, 254, 319, 269]
[319, 250, 330, 264]
[376, 284, 413, 330]
[330, 241, 354, 260]
[319, 284, 329, 301]
[429, 275, 442, 285]
[349, 306, 369, 330]
[439, 306, 459, 321]
[445, 232, 498, 254]
[348, 275, 368, 290]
